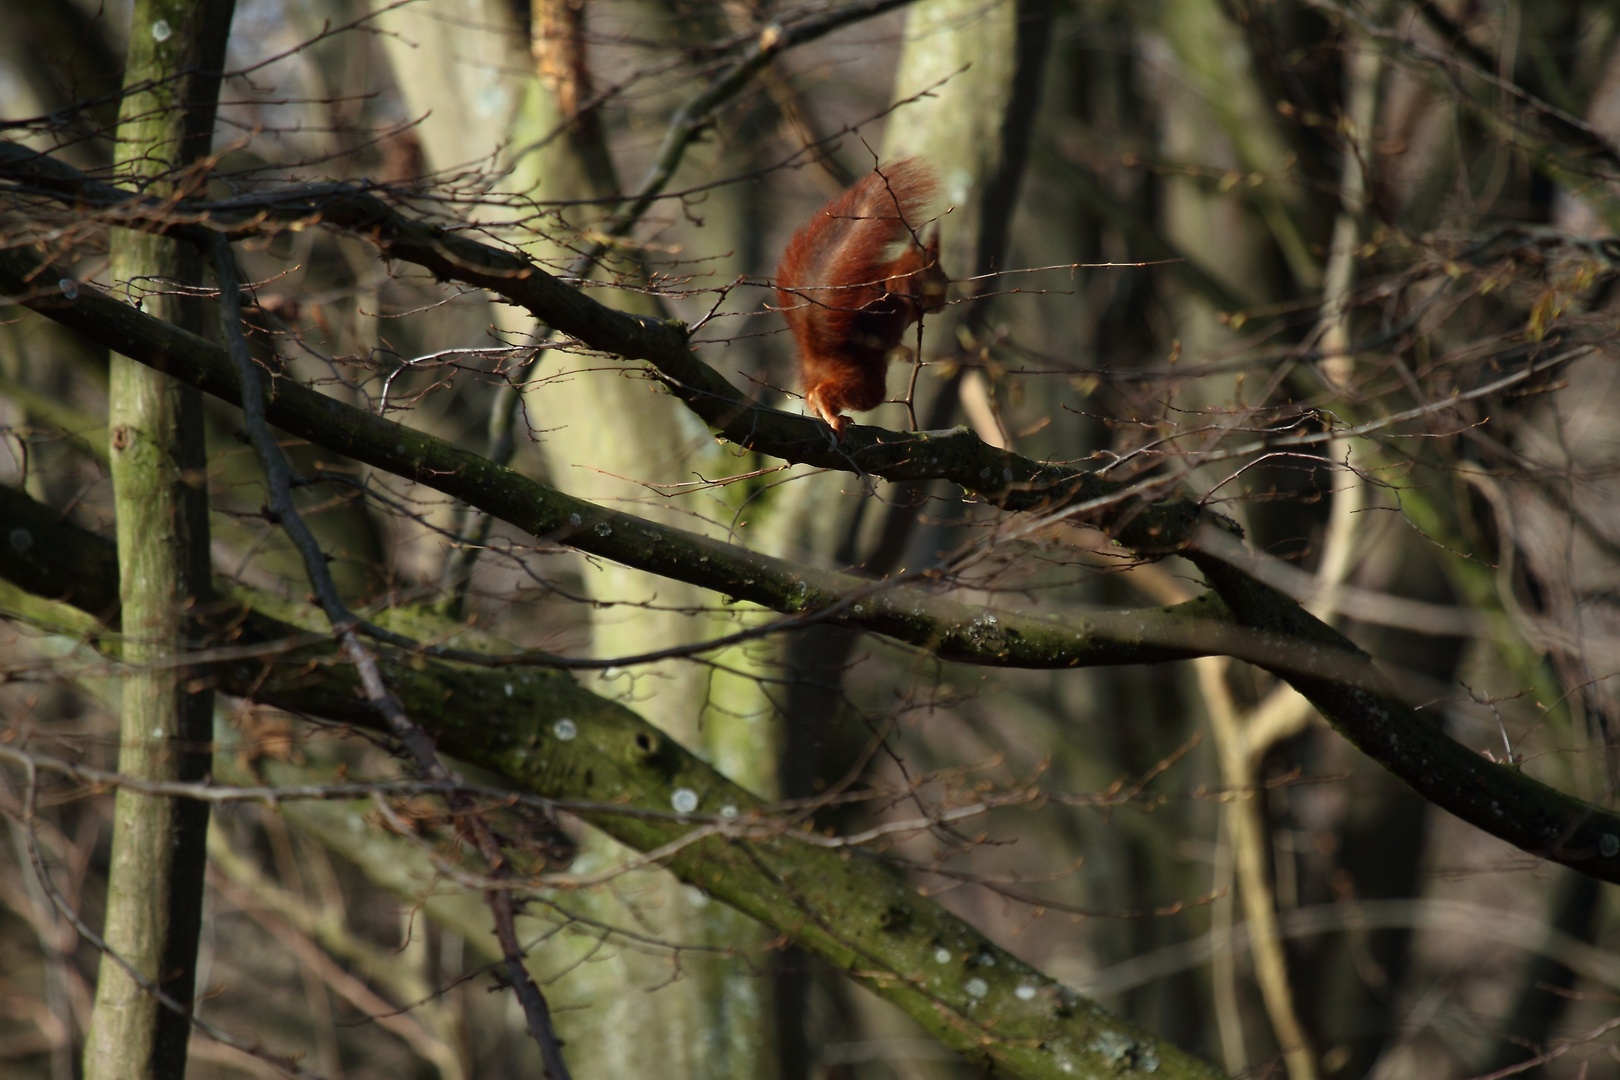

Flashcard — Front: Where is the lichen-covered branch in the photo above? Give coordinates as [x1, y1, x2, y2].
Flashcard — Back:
[0, 483, 1225, 1080]
[10, 150, 1620, 897]
[13, 246, 1620, 890]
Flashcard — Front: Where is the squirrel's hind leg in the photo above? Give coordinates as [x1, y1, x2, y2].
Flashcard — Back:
[804, 384, 852, 442]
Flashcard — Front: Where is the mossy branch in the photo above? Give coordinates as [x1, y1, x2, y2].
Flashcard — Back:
[10, 242, 1620, 887]
[0, 482, 1225, 1080]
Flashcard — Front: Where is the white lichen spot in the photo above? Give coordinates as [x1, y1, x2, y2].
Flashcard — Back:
[552, 718, 577, 741]
[395, 444, 405, 454]
[1602, 834, 1620, 858]
[1140, 1045, 1160, 1072]
[933, 947, 952, 964]
[151, 727, 165, 738]
[594, 521, 611, 536]
[1015, 983, 1037, 1001]
[58, 278, 79, 299]
[965, 977, 988, 999]
[504, 683, 514, 697]
[9, 528, 32, 552]
[1091, 1029, 1135, 1064]
[569, 513, 582, 527]
[853, 604, 864, 615]
[150, 19, 172, 41]
[671, 788, 700, 813]
[719, 804, 739, 819]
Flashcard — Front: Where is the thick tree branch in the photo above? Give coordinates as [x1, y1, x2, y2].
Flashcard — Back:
[0, 140, 1202, 548]
[0, 245, 1232, 670]
[1186, 528, 1620, 883]
[12, 155, 1620, 892]
[0, 482, 1225, 1080]
[9, 263, 1620, 894]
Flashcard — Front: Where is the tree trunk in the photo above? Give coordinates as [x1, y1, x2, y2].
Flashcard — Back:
[84, 2, 235, 1078]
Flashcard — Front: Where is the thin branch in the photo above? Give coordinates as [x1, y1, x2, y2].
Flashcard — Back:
[212, 236, 572, 1080]
[2, 483, 1225, 1080]
[14, 760, 331, 1080]
[0, 139, 1203, 547]
[10, 208, 1620, 891]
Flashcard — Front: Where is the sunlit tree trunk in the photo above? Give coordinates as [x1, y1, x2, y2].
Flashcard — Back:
[766, 0, 1058, 1069]
[83, 2, 235, 1078]
[370, 2, 779, 1074]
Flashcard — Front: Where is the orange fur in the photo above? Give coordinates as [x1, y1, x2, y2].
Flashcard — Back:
[775, 159, 949, 438]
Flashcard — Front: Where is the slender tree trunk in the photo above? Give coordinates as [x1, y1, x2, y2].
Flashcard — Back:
[368, 3, 782, 1073]
[768, 1, 1059, 1068]
[84, 3, 235, 1077]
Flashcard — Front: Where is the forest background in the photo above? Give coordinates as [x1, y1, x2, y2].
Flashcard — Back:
[3, 1, 1620, 1079]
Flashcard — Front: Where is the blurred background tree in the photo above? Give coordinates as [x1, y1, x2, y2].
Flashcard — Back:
[4, 1, 1620, 1078]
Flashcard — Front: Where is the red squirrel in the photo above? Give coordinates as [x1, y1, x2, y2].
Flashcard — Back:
[775, 159, 949, 438]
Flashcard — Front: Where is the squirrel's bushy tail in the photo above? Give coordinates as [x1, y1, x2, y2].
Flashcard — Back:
[776, 159, 947, 437]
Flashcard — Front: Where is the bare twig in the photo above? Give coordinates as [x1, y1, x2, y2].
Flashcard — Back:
[446, 0, 926, 607]
[212, 235, 573, 1080]
[15, 759, 331, 1080]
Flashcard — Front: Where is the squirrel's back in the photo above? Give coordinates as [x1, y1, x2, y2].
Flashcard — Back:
[775, 159, 946, 436]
